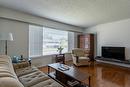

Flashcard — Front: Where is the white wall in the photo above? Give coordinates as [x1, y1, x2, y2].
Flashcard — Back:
[0, 7, 83, 32]
[0, 18, 28, 58]
[31, 55, 55, 67]
[85, 18, 130, 60]
[0, 7, 83, 67]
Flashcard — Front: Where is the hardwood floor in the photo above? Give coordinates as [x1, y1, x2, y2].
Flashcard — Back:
[39, 61, 130, 87]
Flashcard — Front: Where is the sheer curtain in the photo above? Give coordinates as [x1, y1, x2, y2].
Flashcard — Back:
[29, 25, 43, 57]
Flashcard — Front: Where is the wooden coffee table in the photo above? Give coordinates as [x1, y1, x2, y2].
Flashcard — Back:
[48, 63, 91, 87]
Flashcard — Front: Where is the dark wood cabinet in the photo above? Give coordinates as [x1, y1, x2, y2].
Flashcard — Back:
[78, 34, 94, 61]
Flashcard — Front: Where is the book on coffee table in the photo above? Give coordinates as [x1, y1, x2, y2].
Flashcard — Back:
[67, 80, 80, 86]
[58, 64, 70, 71]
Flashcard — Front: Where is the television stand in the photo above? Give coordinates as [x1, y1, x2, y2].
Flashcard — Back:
[95, 57, 130, 68]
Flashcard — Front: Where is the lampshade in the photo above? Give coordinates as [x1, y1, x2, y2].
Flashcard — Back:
[0, 33, 13, 41]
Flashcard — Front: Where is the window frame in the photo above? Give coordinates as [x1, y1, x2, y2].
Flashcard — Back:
[29, 25, 75, 58]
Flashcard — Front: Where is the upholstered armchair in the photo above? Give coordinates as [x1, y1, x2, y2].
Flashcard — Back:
[71, 48, 90, 66]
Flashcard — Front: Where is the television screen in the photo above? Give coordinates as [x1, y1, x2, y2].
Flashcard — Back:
[102, 46, 125, 61]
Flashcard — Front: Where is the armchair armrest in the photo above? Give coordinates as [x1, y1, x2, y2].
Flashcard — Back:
[72, 53, 79, 63]
[76, 56, 79, 63]
[72, 54, 77, 57]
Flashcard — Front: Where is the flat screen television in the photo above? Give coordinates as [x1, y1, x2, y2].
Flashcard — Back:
[102, 46, 125, 61]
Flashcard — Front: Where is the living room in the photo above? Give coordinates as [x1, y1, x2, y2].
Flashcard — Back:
[0, 0, 130, 87]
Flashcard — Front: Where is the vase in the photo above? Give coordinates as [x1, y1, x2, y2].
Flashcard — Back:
[59, 50, 62, 54]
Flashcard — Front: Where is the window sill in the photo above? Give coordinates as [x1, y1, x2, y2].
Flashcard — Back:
[30, 54, 58, 59]
[30, 52, 71, 59]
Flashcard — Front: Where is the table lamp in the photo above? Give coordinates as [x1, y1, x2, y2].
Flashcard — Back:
[0, 32, 13, 55]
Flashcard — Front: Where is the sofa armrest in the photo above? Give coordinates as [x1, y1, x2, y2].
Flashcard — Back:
[0, 77, 24, 87]
[13, 61, 30, 70]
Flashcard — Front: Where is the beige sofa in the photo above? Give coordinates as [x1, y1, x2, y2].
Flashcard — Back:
[0, 55, 63, 87]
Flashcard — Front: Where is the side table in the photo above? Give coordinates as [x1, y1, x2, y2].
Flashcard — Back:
[55, 54, 65, 64]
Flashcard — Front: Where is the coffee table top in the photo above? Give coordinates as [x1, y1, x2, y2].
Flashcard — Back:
[48, 63, 91, 81]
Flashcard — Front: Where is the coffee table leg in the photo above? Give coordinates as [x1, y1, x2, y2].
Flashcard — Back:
[89, 76, 91, 87]
[48, 66, 50, 74]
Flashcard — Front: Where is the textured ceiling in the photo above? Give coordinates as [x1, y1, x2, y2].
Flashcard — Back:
[0, 0, 130, 28]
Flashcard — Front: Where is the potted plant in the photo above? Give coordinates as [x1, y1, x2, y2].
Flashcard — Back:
[57, 46, 64, 54]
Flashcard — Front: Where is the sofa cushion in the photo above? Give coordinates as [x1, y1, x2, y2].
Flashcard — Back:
[79, 57, 89, 60]
[19, 71, 50, 87]
[15, 66, 38, 77]
[31, 79, 63, 87]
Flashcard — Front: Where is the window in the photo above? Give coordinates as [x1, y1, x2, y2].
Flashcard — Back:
[29, 25, 74, 57]
[43, 27, 68, 55]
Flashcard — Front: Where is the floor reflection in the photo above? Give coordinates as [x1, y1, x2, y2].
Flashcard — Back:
[95, 64, 130, 87]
